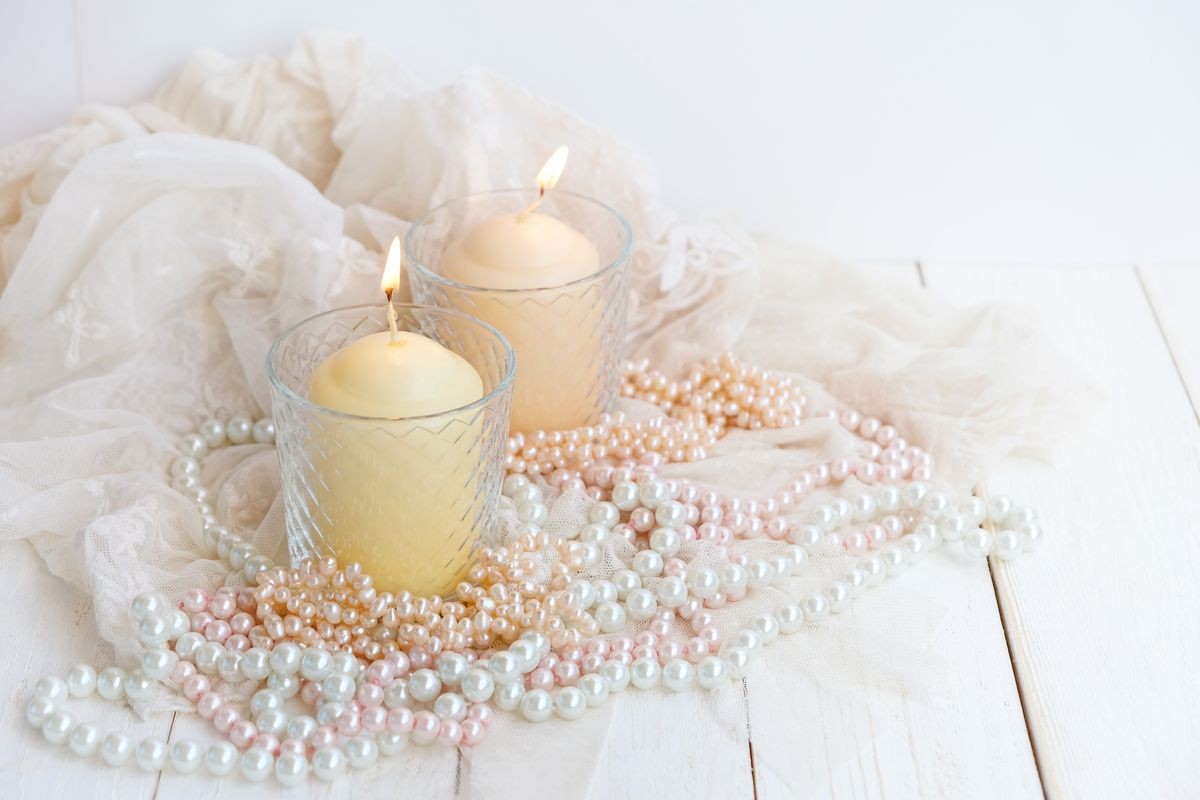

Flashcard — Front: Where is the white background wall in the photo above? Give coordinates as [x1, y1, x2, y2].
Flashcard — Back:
[2, 0, 1198, 264]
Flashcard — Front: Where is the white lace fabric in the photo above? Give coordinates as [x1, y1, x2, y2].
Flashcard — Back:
[0, 31, 1099, 798]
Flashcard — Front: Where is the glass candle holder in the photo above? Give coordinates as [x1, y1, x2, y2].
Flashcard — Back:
[266, 304, 515, 597]
[406, 189, 633, 434]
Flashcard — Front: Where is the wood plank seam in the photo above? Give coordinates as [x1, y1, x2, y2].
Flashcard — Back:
[1135, 266, 1200, 425]
[742, 678, 760, 800]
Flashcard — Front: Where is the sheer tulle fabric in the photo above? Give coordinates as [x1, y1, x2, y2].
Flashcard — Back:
[0, 31, 1098, 798]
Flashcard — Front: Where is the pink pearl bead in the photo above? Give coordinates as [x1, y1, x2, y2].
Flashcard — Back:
[208, 593, 236, 620]
[225, 634, 249, 652]
[844, 532, 868, 555]
[213, 705, 240, 734]
[181, 589, 209, 614]
[309, 726, 337, 750]
[300, 681, 323, 707]
[438, 720, 463, 747]
[190, 611, 214, 633]
[409, 647, 431, 670]
[467, 704, 492, 725]
[767, 517, 789, 539]
[362, 706, 388, 733]
[659, 642, 683, 661]
[461, 719, 487, 747]
[678, 598, 702, 619]
[181, 674, 209, 702]
[412, 711, 440, 744]
[912, 465, 933, 482]
[229, 720, 257, 749]
[663, 558, 687, 577]
[630, 508, 655, 533]
[831, 459, 851, 481]
[527, 667, 555, 692]
[365, 661, 394, 685]
[385, 650, 411, 676]
[612, 523, 636, 544]
[387, 707, 414, 733]
[684, 638, 710, 662]
[704, 592, 728, 609]
[647, 619, 671, 638]
[170, 660, 196, 683]
[580, 653, 604, 674]
[229, 612, 254, 635]
[251, 734, 280, 755]
[204, 620, 231, 643]
[611, 636, 634, 654]
[584, 638, 609, 657]
[864, 524, 887, 548]
[745, 517, 764, 538]
[196, 693, 223, 720]
[700, 505, 722, 524]
[279, 738, 306, 757]
[356, 682, 384, 707]
[634, 631, 658, 648]
[632, 645, 657, 661]
[610, 650, 633, 666]
[697, 624, 721, 645]
[537, 653, 560, 671]
[554, 661, 580, 687]
[697, 522, 721, 541]
[336, 710, 362, 736]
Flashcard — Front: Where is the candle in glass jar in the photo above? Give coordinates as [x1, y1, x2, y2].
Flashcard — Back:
[440, 147, 608, 433]
[306, 238, 484, 596]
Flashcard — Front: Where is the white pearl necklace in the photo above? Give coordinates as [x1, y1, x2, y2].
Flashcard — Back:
[22, 361, 1043, 786]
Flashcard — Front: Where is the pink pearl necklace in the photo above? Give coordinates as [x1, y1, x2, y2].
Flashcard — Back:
[22, 354, 1042, 785]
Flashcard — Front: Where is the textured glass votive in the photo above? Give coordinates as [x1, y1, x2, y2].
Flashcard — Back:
[266, 304, 514, 597]
[406, 189, 633, 434]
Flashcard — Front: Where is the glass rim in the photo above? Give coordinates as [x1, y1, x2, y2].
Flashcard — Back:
[404, 188, 634, 294]
[265, 302, 517, 423]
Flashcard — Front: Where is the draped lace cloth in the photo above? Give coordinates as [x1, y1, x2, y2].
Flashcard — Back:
[0, 32, 1098, 797]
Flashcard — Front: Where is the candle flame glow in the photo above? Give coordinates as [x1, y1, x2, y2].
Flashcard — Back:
[536, 146, 569, 196]
[381, 236, 403, 299]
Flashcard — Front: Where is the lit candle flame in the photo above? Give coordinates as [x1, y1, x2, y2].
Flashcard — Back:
[381, 236, 402, 342]
[519, 146, 569, 220]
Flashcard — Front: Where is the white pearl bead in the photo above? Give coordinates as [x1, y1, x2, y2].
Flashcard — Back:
[383, 680, 412, 709]
[501, 473, 530, 497]
[629, 657, 661, 690]
[655, 576, 688, 608]
[255, 708, 287, 736]
[588, 501, 620, 528]
[322, 673, 356, 704]
[240, 748, 274, 782]
[594, 580, 618, 604]
[433, 692, 468, 722]
[205, 741, 239, 776]
[251, 419, 275, 444]
[638, 479, 671, 509]
[962, 528, 994, 558]
[655, 500, 687, 527]
[170, 739, 204, 773]
[632, 549, 664, 578]
[345, 735, 379, 769]
[649, 526, 681, 557]
[244, 555, 272, 583]
[801, 594, 830, 622]
[600, 660, 631, 692]
[225, 415, 252, 444]
[135, 738, 168, 771]
[576, 523, 607, 545]
[880, 545, 907, 575]
[781, 545, 809, 574]
[750, 612, 780, 643]
[733, 628, 763, 653]
[1019, 523, 1044, 552]
[460, 668, 495, 703]
[611, 481, 640, 511]
[827, 581, 853, 612]
[26, 696, 56, 727]
[520, 689, 554, 722]
[96, 667, 126, 701]
[577, 673, 610, 707]
[137, 614, 170, 645]
[516, 501, 548, 526]
[624, 588, 658, 621]
[554, 686, 587, 719]
[830, 497, 853, 523]
[489, 651, 523, 684]
[312, 746, 348, 780]
[746, 560, 773, 589]
[286, 716, 319, 742]
[124, 670, 156, 703]
[902, 534, 928, 563]
[35, 676, 69, 705]
[214, 651, 241, 685]
[994, 530, 1022, 560]
[437, 652, 469, 686]
[859, 557, 886, 586]
[876, 485, 902, 513]
[509, 483, 540, 505]
[722, 646, 752, 678]
[851, 492, 878, 521]
[68, 722, 101, 757]
[100, 732, 134, 766]
[275, 751, 310, 786]
[841, 568, 867, 595]
[495, 681, 525, 711]
[792, 523, 824, 551]
[921, 491, 950, 520]
[409, 669, 443, 703]
[239, 647, 271, 681]
[663, 659, 696, 692]
[612, 569, 641, 599]
[378, 731, 407, 756]
[269, 642, 302, 675]
[775, 603, 804, 634]
[768, 555, 792, 585]
[178, 434, 208, 459]
[1007, 506, 1036, 528]
[960, 496, 988, 525]
[141, 649, 174, 682]
[198, 419, 225, 448]
[331, 651, 361, 677]
[170, 455, 200, 478]
[987, 495, 1014, 525]
[719, 563, 748, 594]
[902, 481, 930, 508]
[696, 655, 729, 689]
[298, 647, 332, 681]
[687, 567, 720, 599]
[316, 702, 346, 726]
[809, 504, 837, 530]
[194, 642, 223, 674]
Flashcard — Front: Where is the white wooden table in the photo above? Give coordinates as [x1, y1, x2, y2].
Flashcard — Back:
[3, 262, 1198, 799]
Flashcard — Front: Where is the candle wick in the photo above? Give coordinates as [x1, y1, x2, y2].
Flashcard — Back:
[385, 289, 398, 344]
[516, 187, 546, 222]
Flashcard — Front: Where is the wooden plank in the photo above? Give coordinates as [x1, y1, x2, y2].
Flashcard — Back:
[1138, 264, 1200, 416]
[743, 262, 1041, 799]
[923, 263, 1200, 797]
[0, 541, 168, 798]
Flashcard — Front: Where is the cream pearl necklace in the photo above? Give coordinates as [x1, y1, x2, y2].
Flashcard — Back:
[23, 354, 1042, 786]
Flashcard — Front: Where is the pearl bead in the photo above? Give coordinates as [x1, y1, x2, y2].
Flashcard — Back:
[141, 649, 174, 681]
[629, 657, 661, 690]
[345, 735, 380, 768]
[509, 640, 540, 672]
[792, 523, 824, 551]
[313, 746, 348, 780]
[624, 588, 658, 621]
[750, 612, 780, 644]
[638, 479, 671, 509]
[239, 748, 274, 782]
[100, 732, 134, 766]
[268, 672, 300, 699]
[595, 601, 626, 633]
[437, 652, 469, 686]
[827, 581, 853, 612]
[902, 481, 930, 508]
[198, 419, 225, 448]
[67, 722, 101, 757]
[96, 662, 126, 700]
[880, 545, 907, 575]
[655, 576, 689, 608]
[124, 670, 156, 703]
[135, 738, 168, 771]
[26, 695, 56, 727]
[719, 564, 748, 594]
[554, 686, 587, 720]
[178, 434, 208, 459]
[696, 655, 729, 689]
[520, 689, 553, 722]
[269, 642, 302, 675]
[205, 741, 239, 776]
[722, 646, 752, 678]
[600, 660, 631, 693]
[516, 502, 548, 525]
[322, 673, 356, 704]
[611, 481, 640, 510]
[589, 501, 620, 528]
[384, 680, 412, 709]
[409, 669, 443, 703]
[662, 659, 696, 691]
[251, 419, 275, 444]
[65, 664, 98, 697]
[987, 495, 1014, 525]
[299, 647, 333, 681]
[256, 708, 288, 736]
[746, 560, 773, 589]
[775, 603, 804, 634]
[495, 681, 524, 712]
[577, 673, 610, 707]
[225, 415, 252, 444]
[379, 731, 407, 756]
[612, 569, 641, 599]
[1019, 523, 1044, 552]
[876, 485, 902, 513]
[994, 530, 1023, 560]
[239, 647, 271, 681]
[35, 676, 68, 705]
[962, 528, 994, 558]
[174, 632, 204, 660]
[460, 668, 495, 703]
[632, 549, 664, 578]
[801, 594, 830, 622]
[170, 739, 204, 773]
[921, 491, 950, 519]
[434, 692, 468, 722]
[859, 557, 886, 586]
